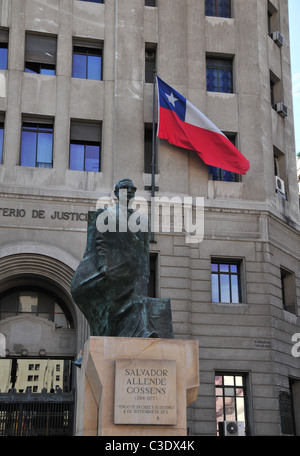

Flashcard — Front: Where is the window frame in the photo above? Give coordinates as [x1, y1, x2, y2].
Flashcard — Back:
[211, 258, 243, 304]
[145, 45, 156, 83]
[24, 33, 57, 76]
[78, 0, 104, 3]
[0, 29, 8, 70]
[215, 372, 249, 436]
[280, 267, 296, 314]
[0, 120, 4, 164]
[69, 120, 102, 172]
[72, 43, 103, 81]
[205, 0, 232, 18]
[69, 139, 101, 172]
[206, 57, 234, 94]
[144, 123, 158, 174]
[0, 286, 73, 328]
[145, 0, 157, 6]
[209, 134, 240, 182]
[148, 252, 158, 298]
[20, 120, 54, 169]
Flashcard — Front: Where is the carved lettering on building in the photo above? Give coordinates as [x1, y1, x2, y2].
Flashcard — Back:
[0, 207, 88, 222]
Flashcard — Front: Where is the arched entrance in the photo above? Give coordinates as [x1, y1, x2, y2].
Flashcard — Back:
[0, 252, 85, 436]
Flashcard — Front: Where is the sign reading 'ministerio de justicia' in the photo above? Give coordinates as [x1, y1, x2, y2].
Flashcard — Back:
[114, 358, 177, 426]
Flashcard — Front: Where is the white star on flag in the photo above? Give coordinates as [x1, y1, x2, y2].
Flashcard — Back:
[165, 92, 178, 107]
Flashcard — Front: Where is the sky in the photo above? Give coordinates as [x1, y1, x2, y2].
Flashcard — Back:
[288, 0, 300, 155]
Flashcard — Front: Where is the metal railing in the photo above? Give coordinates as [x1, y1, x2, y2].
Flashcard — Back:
[0, 387, 74, 436]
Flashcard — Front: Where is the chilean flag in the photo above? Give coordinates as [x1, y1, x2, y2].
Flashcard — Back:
[156, 76, 250, 175]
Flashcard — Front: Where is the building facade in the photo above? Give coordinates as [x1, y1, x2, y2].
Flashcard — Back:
[0, 0, 299, 436]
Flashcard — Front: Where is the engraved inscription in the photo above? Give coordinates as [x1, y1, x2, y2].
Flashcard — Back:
[114, 358, 177, 426]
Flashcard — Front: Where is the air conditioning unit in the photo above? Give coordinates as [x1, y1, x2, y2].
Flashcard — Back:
[270, 31, 284, 47]
[273, 102, 288, 118]
[275, 175, 286, 195]
[219, 421, 245, 436]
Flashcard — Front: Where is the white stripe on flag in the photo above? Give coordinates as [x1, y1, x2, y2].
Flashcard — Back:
[185, 100, 225, 136]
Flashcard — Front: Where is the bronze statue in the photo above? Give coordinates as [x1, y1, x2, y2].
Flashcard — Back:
[71, 179, 173, 338]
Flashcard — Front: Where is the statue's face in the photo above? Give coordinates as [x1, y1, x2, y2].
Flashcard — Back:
[119, 183, 136, 202]
[115, 180, 136, 203]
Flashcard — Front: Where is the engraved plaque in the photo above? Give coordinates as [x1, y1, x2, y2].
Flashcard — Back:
[114, 358, 177, 425]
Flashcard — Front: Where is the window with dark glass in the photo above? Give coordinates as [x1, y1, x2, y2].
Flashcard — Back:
[72, 43, 102, 81]
[25, 33, 57, 75]
[79, 0, 103, 3]
[145, 0, 156, 6]
[148, 253, 158, 298]
[144, 123, 158, 174]
[215, 373, 247, 436]
[0, 121, 4, 164]
[205, 0, 231, 18]
[270, 79, 275, 106]
[20, 121, 53, 168]
[211, 259, 242, 303]
[281, 268, 296, 314]
[209, 134, 239, 182]
[145, 46, 156, 83]
[206, 58, 233, 93]
[0, 29, 8, 70]
[209, 167, 239, 182]
[69, 121, 101, 172]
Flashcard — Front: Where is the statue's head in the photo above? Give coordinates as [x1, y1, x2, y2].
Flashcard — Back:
[114, 178, 137, 201]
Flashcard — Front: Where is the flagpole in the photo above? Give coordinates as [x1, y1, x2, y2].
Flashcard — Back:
[150, 69, 157, 243]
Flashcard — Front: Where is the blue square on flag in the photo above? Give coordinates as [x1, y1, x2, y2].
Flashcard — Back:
[157, 76, 186, 122]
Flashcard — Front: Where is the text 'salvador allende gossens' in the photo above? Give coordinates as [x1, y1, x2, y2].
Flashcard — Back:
[124, 367, 168, 395]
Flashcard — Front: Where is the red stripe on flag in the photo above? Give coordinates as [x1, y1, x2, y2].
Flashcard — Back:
[158, 107, 249, 175]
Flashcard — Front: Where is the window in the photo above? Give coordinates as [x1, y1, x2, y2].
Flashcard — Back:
[79, 0, 103, 3]
[20, 121, 53, 168]
[25, 33, 57, 75]
[145, 45, 156, 83]
[268, 2, 279, 36]
[270, 79, 275, 106]
[0, 120, 4, 164]
[270, 71, 282, 108]
[209, 167, 239, 182]
[211, 259, 242, 303]
[145, 0, 156, 6]
[69, 121, 101, 172]
[0, 287, 73, 329]
[209, 134, 239, 182]
[0, 29, 8, 70]
[148, 253, 158, 298]
[144, 123, 158, 174]
[215, 373, 247, 436]
[281, 268, 296, 314]
[72, 43, 102, 81]
[207, 58, 233, 93]
[274, 147, 286, 197]
[205, 0, 231, 18]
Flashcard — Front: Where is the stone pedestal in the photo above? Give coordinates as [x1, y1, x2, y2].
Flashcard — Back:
[75, 336, 199, 436]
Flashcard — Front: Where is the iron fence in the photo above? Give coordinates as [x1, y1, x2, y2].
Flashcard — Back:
[0, 387, 74, 436]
